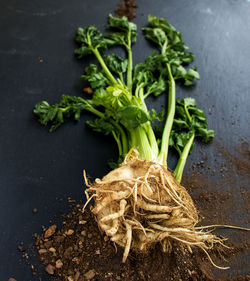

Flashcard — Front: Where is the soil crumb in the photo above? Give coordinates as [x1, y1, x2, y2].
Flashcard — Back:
[115, 0, 138, 20]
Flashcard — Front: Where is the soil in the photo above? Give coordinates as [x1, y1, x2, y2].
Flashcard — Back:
[115, 0, 138, 20]
[183, 140, 250, 225]
[35, 207, 214, 281]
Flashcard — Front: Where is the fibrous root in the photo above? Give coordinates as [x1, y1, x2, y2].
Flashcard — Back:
[83, 154, 228, 268]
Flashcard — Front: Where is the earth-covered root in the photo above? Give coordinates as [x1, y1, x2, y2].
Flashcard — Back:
[84, 157, 227, 267]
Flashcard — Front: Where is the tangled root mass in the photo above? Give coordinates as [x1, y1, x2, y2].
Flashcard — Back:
[84, 157, 227, 265]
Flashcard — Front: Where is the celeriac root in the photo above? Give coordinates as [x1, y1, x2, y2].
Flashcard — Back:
[83, 152, 230, 268]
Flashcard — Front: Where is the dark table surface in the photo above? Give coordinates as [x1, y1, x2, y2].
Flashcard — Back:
[0, 0, 249, 280]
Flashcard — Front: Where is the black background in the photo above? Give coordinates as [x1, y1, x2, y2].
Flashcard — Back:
[0, 0, 249, 280]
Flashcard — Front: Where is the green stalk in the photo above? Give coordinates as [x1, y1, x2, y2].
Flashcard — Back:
[144, 123, 159, 160]
[161, 40, 168, 56]
[138, 87, 147, 110]
[157, 63, 175, 166]
[174, 132, 195, 183]
[92, 48, 117, 85]
[184, 106, 192, 122]
[83, 103, 105, 119]
[135, 83, 143, 98]
[137, 87, 159, 160]
[129, 126, 153, 161]
[126, 30, 133, 92]
[119, 73, 124, 84]
[88, 47, 131, 156]
[112, 131, 122, 156]
[110, 120, 128, 156]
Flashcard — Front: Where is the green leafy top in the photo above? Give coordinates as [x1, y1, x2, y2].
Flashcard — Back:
[75, 14, 137, 59]
[75, 25, 110, 58]
[143, 15, 199, 86]
[170, 98, 214, 156]
[104, 54, 128, 76]
[34, 15, 213, 177]
[34, 96, 91, 132]
[81, 64, 108, 89]
[105, 14, 137, 47]
[133, 53, 167, 97]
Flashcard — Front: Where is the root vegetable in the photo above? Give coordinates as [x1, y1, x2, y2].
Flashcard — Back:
[146, 214, 170, 219]
[100, 199, 127, 222]
[136, 199, 173, 213]
[123, 222, 132, 262]
[34, 14, 249, 269]
[84, 155, 225, 264]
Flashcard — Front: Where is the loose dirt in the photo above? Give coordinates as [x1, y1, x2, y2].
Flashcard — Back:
[115, 0, 138, 20]
[35, 207, 214, 281]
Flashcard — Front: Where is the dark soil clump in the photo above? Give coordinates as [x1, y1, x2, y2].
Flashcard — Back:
[115, 0, 138, 20]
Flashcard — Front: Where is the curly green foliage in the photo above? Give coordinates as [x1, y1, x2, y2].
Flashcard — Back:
[34, 96, 91, 132]
[81, 64, 108, 89]
[74, 25, 111, 58]
[105, 14, 137, 47]
[170, 97, 214, 156]
[75, 15, 137, 59]
[143, 15, 200, 86]
[104, 54, 128, 77]
[133, 53, 167, 97]
[34, 15, 213, 175]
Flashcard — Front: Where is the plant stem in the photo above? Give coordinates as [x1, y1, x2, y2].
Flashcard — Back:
[112, 131, 122, 156]
[184, 106, 192, 122]
[119, 73, 124, 84]
[161, 40, 168, 56]
[137, 87, 159, 161]
[174, 132, 195, 183]
[110, 120, 128, 156]
[92, 48, 117, 85]
[129, 126, 153, 161]
[144, 123, 159, 161]
[157, 63, 175, 166]
[83, 103, 105, 119]
[126, 30, 133, 92]
[135, 83, 143, 98]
